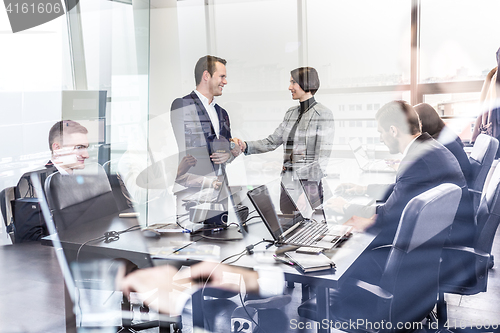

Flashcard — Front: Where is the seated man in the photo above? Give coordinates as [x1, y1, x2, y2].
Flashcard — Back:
[119, 102, 475, 325]
[14, 120, 89, 242]
[333, 100, 475, 251]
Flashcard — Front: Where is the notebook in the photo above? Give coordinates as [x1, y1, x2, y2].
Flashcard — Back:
[349, 138, 395, 173]
[285, 251, 335, 273]
[247, 183, 343, 249]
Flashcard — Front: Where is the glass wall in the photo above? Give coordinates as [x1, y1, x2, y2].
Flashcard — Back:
[2, 0, 500, 228]
[0, 10, 71, 191]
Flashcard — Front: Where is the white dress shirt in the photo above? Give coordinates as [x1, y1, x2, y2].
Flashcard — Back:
[194, 89, 220, 138]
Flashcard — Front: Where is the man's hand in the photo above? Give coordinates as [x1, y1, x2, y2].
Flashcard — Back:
[190, 261, 259, 294]
[335, 183, 367, 196]
[230, 138, 242, 157]
[176, 155, 197, 177]
[343, 214, 377, 232]
[232, 138, 247, 152]
[210, 152, 231, 164]
[120, 265, 186, 316]
[326, 196, 349, 214]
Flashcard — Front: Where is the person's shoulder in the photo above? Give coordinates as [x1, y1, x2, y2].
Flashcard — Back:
[171, 91, 196, 110]
[311, 102, 333, 118]
[285, 105, 299, 114]
[216, 103, 228, 114]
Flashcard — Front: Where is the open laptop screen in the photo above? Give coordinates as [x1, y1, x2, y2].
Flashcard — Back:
[247, 183, 302, 241]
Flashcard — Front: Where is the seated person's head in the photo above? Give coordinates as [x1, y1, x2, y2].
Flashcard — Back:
[375, 100, 422, 154]
[413, 103, 445, 139]
[49, 120, 89, 174]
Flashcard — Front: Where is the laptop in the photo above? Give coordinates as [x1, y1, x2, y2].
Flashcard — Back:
[247, 183, 349, 249]
[349, 138, 396, 173]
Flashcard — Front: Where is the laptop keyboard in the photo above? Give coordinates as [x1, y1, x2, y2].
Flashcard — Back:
[286, 222, 329, 246]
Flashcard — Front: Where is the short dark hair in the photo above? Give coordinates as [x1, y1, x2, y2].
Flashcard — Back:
[48, 120, 88, 152]
[290, 67, 320, 95]
[375, 100, 421, 135]
[194, 55, 227, 85]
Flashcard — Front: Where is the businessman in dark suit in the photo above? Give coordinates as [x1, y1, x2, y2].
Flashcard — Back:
[170, 55, 240, 183]
[335, 101, 475, 250]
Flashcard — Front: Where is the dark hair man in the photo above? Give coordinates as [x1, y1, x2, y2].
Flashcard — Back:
[170, 55, 240, 181]
[14, 120, 89, 242]
[48, 120, 90, 174]
[335, 100, 474, 249]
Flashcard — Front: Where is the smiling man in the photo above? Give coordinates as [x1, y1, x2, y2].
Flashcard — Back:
[170, 55, 240, 182]
[14, 120, 89, 242]
[49, 120, 90, 174]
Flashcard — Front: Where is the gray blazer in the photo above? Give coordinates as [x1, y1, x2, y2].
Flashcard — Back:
[246, 102, 335, 173]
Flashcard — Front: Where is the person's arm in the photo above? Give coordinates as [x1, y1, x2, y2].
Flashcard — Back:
[120, 261, 285, 316]
[244, 110, 291, 155]
[312, 105, 335, 171]
[170, 98, 188, 158]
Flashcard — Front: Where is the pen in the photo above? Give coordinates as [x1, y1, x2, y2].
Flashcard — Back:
[273, 255, 295, 266]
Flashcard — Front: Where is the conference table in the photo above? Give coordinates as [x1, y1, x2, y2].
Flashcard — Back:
[0, 242, 65, 333]
[43, 158, 397, 333]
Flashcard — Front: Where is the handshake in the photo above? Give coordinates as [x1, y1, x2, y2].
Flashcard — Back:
[210, 138, 247, 164]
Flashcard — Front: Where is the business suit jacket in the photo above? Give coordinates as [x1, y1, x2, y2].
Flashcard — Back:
[170, 91, 233, 176]
[245, 102, 334, 175]
[441, 133, 472, 185]
[370, 133, 475, 248]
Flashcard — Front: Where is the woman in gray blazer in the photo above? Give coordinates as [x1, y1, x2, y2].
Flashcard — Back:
[238, 67, 335, 181]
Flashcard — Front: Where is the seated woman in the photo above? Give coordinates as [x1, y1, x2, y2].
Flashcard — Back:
[414, 103, 471, 183]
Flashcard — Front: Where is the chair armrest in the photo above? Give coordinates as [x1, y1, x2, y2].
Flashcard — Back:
[443, 245, 489, 258]
[441, 245, 491, 295]
[371, 244, 392, 251]
[468, 188, 482, 195]
[346, 278, 393, 301]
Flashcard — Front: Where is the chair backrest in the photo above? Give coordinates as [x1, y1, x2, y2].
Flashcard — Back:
[0, 186, 15, 244]
[102, 160, 132, 212]
[45, 164, 119, 234]
[475, 161, 500, 254]
[469, 134, 499, 192]
[379, 183, 462, 326]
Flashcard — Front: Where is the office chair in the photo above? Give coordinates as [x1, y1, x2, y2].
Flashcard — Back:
[297, 183, 462, 332]
[44, 164, 120, 234]
[0, 186, 16, 244]
[102, 160, 133, 212]
[435, 164, 500, 328]
[44, 165, 178, 332]
[468, 134, 499, 213]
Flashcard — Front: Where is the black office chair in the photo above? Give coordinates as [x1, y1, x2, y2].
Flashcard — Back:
[45, 164, 119, 234]
[436, 163, 500, 328]
[297, 183, 462, 332]
[102, 160, 134, 212]
[0, 186, 16, 243]
[44, 165, 178, 332]
[468, 134, 499, 213]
